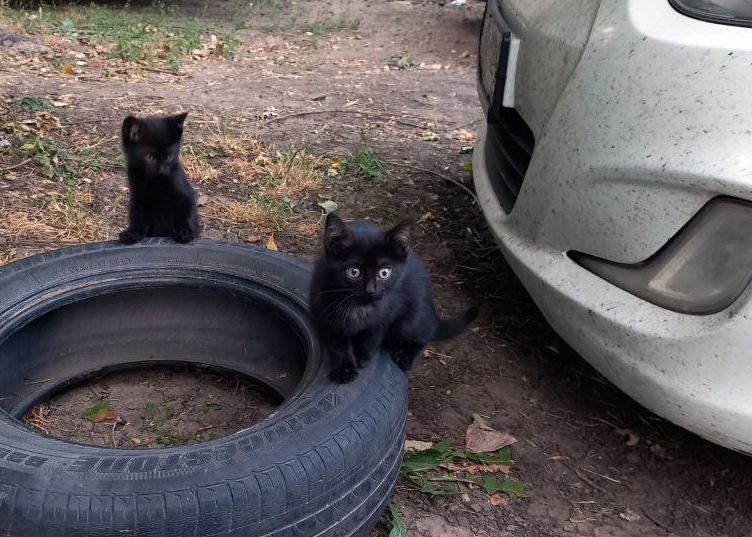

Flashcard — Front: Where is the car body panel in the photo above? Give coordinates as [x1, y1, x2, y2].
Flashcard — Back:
[475, 0, 752, 453]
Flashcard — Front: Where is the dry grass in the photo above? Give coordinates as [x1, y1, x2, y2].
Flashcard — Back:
[0, 193, 106, 265]
[201, 200, 276, 232]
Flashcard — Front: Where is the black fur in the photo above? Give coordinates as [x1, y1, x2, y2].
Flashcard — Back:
[119, 113, 199, 244]
[309, 213, 478, 383]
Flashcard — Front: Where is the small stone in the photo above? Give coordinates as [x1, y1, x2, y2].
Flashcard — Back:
[470, 503, 483, 513]
[562, 522, 575, 532]
[506, 525, 517, 531]
[461, 493, 471, 503]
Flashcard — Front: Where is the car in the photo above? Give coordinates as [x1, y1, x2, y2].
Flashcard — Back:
[473, 0, 752, 454]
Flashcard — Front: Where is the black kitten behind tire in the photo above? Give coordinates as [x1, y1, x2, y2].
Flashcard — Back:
[119, 113, 200, 244]
[310, 213, 478, 383]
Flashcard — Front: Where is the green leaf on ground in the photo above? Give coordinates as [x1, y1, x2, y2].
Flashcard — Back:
[400, 439, 527, 500]
[478, 473, 529, 497]
[318, 200, 338, 214]
[81, 400, 112, 422]
[388, 502, 409, 537]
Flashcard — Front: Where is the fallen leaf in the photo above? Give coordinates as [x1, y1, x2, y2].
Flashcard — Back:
[131, 437, 142, 445]
[620, 508, 641, 522]
[465, 413, 517, 453]
[421, 132, 440, 142]
[318, 200, 338, 214]
[441, 463, 510, 475]
[90, 407, 114, 423]
[405, 439, 434, 452]
[61, 65, 74, 75]
[311, 94, 327, 102]
[460, 146, 474, 154]
[490, 493, 508, 506]
[615, 428, 640, 446]
[266, 233, 278, 251]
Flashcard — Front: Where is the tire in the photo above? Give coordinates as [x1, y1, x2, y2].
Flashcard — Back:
[0, 239, 408, 537]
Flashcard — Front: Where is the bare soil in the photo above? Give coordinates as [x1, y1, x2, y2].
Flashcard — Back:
[2, 1, 752, 537]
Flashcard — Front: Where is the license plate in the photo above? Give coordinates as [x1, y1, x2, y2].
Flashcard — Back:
[478, 1, 512, 121]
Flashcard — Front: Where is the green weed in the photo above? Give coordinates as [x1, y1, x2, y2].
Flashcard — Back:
[156, 433, 184, 446]
[81, 400, 110, 421]
[340, 134, 387, 185]
[400, 439, 529, 498]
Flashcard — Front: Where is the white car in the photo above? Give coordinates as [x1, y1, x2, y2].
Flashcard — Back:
[473, 0, 752, 454]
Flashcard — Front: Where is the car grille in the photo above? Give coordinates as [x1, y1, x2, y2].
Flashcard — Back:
[484, 107, 535, 213]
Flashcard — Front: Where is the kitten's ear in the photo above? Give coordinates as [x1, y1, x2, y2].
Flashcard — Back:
[324, 212, 352, 255]
[386, 219, 412, 259]
[167, 112, 188, 139]
[121, 116, 141, 143]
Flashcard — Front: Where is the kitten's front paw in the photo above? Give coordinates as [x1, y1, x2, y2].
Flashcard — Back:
[119, 229, 143, 245]
[330, 366, 358, 384]
[172, 228, 194, 244]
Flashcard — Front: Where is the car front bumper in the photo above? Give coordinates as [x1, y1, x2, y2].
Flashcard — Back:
[475, 123, 752, 453]
[474, 0, 752, 454]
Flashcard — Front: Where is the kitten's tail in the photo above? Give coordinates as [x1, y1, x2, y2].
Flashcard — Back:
[432, 306, 479, 341]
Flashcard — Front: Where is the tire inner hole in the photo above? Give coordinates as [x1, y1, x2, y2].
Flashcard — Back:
[23, 365, 283, 449]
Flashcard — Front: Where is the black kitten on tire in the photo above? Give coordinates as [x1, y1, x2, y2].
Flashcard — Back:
[310, 213, 478, 383]
[119, 113, 199, 244]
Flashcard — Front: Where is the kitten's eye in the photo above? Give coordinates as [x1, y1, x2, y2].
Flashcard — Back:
[166, 154, 173, 161]
[346, 267, 361, 279]
[378, 267, 392, 280]
[145, 154, 156, 162]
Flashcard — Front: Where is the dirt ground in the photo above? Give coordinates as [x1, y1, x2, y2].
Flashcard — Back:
[2, 1, 752, 536]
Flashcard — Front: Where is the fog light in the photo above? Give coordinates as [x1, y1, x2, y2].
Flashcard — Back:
[570, 197, 752, 314]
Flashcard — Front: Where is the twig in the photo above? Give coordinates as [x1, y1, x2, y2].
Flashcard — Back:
[261, 109, 424, 129]
[141, 67, 188, 76]
[112, 419, 119, 447]
[0, 159, 32, 173]
[384, 160, 479, 204]
[641, 508, 672, 532]
[63, 119, 119, 126]
[574, 467, 606, 493]
[583, 467, 621, 483]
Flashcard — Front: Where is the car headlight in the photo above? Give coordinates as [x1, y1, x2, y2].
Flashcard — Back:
[669, 0, 752, 28]
[570, 197, 752, 314]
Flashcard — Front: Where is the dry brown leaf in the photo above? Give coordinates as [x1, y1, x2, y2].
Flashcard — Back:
[405, 440, 434, 451]
[465, 413, 517, 453]
[266, 233, 278, 251]
[490, 494, 508, 507]
[61, 65, 74, 75]
[441, 463, 510, 475]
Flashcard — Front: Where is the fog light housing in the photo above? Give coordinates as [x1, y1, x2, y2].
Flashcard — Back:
[570, 197, 752, 314]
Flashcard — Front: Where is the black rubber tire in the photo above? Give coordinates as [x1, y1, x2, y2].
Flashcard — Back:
[0, 239, 407, 537]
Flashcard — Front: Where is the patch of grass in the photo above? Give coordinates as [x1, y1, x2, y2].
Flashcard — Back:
[0, 2, 207, 69]
[81, 400, 110, 421]
[216, 33, 241, 59]
[308, 17, 360, 47]
[164, 406, 174, 419]
[10, 97, 51, 111]
[144, 402, 157, 413]
[400, 439, 528, 498]
[156, 433, 184, 446]
[385, 53, 414, 70]
[340, 134, 387, 185]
